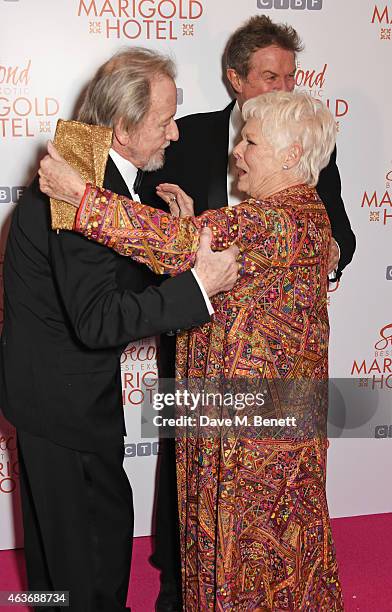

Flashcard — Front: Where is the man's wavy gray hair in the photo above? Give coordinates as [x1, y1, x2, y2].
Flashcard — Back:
[242, 91, 336, 186]
[78, 47, 176, 132]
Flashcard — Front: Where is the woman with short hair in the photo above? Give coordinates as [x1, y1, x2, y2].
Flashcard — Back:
[40, 91, 344, 611]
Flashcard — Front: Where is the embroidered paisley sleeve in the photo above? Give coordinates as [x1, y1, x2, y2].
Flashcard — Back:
[74, 185, 274, 275]
[74, 185, 202, 275]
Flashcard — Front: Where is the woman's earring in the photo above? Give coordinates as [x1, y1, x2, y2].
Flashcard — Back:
[282, 164, 289, 170]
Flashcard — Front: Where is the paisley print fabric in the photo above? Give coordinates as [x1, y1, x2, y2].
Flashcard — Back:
[74, 184, 343, 611]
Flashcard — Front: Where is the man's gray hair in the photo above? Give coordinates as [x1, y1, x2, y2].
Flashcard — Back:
[243, 91, 336, 186]
[78, 47, 176, 132]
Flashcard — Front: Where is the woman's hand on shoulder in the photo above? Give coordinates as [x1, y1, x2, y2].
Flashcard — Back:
[38, 141, 85, 208]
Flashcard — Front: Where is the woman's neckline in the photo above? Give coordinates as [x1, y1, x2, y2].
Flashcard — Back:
[251, 183, 314, 203]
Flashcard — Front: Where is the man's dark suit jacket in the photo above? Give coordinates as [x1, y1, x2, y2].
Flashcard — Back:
[0, 158, 210, 451]
[141, 101, 356, 276]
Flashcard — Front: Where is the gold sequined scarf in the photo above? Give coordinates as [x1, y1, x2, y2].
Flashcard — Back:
[50, 119, 113, 230]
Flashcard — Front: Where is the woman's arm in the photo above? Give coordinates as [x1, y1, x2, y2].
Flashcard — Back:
[39, 141, 279, 276]
[75, 184, 268, 275]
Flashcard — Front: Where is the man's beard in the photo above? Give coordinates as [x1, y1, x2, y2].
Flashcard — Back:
[142, 143, 169, 172]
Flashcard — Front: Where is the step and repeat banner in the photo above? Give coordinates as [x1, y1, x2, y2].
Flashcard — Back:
[0, 0, 391, 549]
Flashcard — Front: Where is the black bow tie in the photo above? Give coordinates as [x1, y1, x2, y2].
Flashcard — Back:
[133, 169, 144, 195]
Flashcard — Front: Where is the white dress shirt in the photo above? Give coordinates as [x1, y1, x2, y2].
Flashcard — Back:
[109, 148, 141, 202]
[227, 102, 245, 207]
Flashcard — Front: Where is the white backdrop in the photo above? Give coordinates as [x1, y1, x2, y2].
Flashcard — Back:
[0, 0, 391, 549]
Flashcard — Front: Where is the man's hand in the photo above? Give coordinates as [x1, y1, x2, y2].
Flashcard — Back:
[327, 238, 340, 275]
[194, 227, 239, 297]
[38, 141, 85, 208]
[156, 182, 194, 218]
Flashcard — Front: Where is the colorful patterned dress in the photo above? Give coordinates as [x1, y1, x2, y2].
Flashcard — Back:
[73, 183, 343, 611]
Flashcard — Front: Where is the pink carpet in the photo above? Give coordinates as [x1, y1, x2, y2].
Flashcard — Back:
[0, 513, 391, 611]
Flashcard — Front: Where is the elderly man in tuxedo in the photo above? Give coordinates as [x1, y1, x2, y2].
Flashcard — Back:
[141, 15, 356, 611]
[0, 48, 239, 612]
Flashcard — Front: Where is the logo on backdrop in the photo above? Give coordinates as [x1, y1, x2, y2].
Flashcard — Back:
[0, 429, 19, 494]
[77, 0, 205, 40]
[326, 278, 340, 306]
[371, 5, 392, 40]
[0, 186, 25, 205]
[375, 424, 392, 438]
[0, 60, 60, 139]
[121, 339, 158, 407]
[351, 323, 392, 390]
[124, 441, 159, 458]
[257, 0, 323, 10]
[295, 61, 350, 132]
[386, 266, 392, 280]
[361, 165, 392, 226]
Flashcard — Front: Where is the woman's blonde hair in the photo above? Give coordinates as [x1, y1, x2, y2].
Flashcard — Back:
[78, 47, 176, 132]
[242, 91, 336, 186]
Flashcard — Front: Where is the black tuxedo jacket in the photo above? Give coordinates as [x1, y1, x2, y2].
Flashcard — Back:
[0, 158, 209, 451]
[141, 101, 356, 277]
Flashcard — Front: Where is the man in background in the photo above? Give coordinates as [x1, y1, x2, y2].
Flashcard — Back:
[141, 15, 356, 611]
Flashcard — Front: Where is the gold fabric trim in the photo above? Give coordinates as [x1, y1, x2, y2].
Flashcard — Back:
[50, 119, 113, 230]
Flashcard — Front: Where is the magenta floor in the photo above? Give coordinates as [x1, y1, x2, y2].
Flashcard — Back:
[0, 513, 391, 611]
